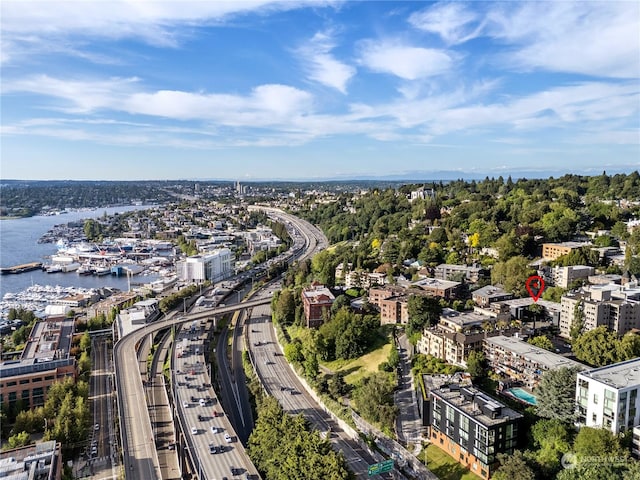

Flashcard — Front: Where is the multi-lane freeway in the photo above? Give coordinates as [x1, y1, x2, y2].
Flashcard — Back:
[113, 298, 271, 480]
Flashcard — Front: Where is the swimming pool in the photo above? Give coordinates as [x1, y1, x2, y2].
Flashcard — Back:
[506, 387, 537, 405]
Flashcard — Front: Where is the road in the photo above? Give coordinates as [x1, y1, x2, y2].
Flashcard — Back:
[113, 298, 271, 480]
[174, 319, 260, 480]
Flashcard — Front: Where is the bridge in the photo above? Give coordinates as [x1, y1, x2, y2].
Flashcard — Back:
[113, 296, 271, 480]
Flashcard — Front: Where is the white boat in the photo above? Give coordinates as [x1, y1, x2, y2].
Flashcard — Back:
[93, 266, 111, 276]
[45, 264, 63, 273]
[77, 264, 93, 275]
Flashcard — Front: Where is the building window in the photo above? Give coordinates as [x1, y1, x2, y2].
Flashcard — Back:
[593, 393, 598, 405]
[7, 381, 16, 387]
[592, 413, 597, 423]
[20, 379, 29, 384]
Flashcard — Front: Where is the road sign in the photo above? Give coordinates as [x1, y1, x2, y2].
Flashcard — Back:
[368, 459, 394, 476]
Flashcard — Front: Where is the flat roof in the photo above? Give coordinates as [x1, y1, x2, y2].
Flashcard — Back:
[499, 297, 561, 312]
[412, 278, 461, 289]
[485, 335, 587, 371]
[432, 385, 523, 427]
[440, 309, 492, 327]
[579, 358, 640, 390]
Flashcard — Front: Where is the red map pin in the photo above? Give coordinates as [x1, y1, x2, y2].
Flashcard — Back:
[526, 275, 545, 302]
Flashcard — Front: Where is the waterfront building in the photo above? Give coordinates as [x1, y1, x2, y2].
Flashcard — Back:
[428, 383, 522, 480]
[176, 248, 232, 283]
[576, 358, 640, 434]
[484, 335, 587, 390]
[0, 318, 77, 409]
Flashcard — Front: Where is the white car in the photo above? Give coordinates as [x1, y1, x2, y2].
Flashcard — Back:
[211, 426, 219, 434]
[191, 426, 198, 435]
[183, 401, 189, 408]
[224, 433, 232, 443]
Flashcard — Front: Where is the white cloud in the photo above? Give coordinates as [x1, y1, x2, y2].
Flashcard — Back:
[408, 2, 481, 45]
[485, 2, 640, 79]
[358, 40, 453, 80]
[298, 30, 356, 93]
[0, 0, 340, 63]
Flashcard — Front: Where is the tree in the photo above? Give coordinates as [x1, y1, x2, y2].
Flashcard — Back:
[491, 256, 536, 297]
[573, 326, 621, 367]
[274, 288, 296, 326]
[536, 366, 583, 422]
[352, 372, 398, 431]
[406, 295, 442, 339]
[530, 419, 572, 473]
[466, 350, 487, 380]
[573, 427, 627, 459]
[492, 450, 536, 480]
[528, 335, 554, 351]
[570, 300, 585, 342]
[5, 431, 30, 450]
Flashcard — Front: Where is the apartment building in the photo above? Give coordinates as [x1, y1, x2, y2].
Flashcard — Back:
[412, 278, 462, 299]
[484, 335, 586, 390]
[542, 241, 591, 261]
[472, 286, 514, 308]
[378, 294, 410, 325]
[176, 248, 232, 283]
[301, 284, 335, 328]
[559, 285, 640, 338]
[435, 264, 486, 284]
[417, 309, 506, 367]
[429, 384, 523, 480]
[576, 358, 640, 434]
[0, 318, 77, 409]
[550, 265, 595, 288]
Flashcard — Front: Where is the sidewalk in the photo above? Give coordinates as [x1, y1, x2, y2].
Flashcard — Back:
[394, 334, 425, 452]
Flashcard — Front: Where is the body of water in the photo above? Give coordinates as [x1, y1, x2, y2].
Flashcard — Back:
[0, 205, 158, 299]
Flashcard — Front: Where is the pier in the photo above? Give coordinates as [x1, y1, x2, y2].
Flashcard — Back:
[0, 262, 43, 275]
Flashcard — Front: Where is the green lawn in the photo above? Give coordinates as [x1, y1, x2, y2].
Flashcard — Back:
[322, 340, 391, 385]
[422, 444, 478, 480]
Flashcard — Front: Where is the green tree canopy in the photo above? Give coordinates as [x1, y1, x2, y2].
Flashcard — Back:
[492, 450, 536, 480]
[535, 366, 583, 422]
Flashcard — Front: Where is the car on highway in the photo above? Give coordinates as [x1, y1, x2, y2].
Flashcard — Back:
[94, 423, 100, 431]
[191, 426, 198, 435]
[197, 414, 205, 421]
[183, 401, 189, 408]
[199, 398, 206, 407]
[224, 433, 232, 443]
[209, 443, 218, 454]
[211, 426, 219, 434]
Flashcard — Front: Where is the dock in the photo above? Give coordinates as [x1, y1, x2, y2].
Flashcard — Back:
[0, 262, 43, 275]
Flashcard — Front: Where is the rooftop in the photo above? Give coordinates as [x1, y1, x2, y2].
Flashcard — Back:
[432, 385, 523, 427]
[440, 309, 493, 328]
[412, 278, 461, 290]
[499, 297, 561, 312]
[485, 335, 587, 372]
[579, 358, 640, 390]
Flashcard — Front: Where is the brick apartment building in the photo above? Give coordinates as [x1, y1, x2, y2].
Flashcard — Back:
[301, 284, 335, 328]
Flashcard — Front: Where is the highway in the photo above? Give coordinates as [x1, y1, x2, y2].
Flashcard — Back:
[113, 298, 271, 480]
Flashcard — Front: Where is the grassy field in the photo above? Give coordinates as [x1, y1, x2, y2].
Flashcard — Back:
[421, 445, 478, 480]
[322, 338, 392, 385]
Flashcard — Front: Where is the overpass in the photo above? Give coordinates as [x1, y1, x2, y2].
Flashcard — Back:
[114, 297, 271, 480]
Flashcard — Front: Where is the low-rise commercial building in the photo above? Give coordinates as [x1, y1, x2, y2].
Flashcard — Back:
[0, 440, 63, 480]
[435, 264, 487, 284]
[472, 286, 514, 308]
[576, 358, 640, 434]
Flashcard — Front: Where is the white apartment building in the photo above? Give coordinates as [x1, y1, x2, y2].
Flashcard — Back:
[176, 249, 232, 283]
[559, 285, 640, 338]
[551, 265, 595, 288]
[576, 358, 640, 434]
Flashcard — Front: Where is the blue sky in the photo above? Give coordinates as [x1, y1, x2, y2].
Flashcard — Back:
[1, 1, 639, 181]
